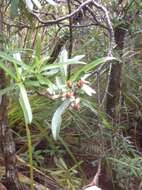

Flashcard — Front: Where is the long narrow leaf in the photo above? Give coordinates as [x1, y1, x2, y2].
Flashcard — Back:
[0, 61, 16, 80]
[0, 85, 16, 96]
[71, 57, 116, 81]
[41, 61, 86, 72]
[35, 34, 41, 60]
[19, 84, 32, 124]
[0, 51, 31, 70]
[51, 100, 71, 140]
[81, 99, 98, 116]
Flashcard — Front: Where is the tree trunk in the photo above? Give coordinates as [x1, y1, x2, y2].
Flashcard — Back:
[0, 9, 22, 190]
[106, 25, 126, 121]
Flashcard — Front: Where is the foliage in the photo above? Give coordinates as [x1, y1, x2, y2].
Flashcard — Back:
[0, 0, 142, 190]
[49, 158, 82, 190]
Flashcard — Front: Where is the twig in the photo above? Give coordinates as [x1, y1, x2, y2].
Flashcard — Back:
[32, 0, 93, 25]
[92, 0, 115, 56]
[82, 159, 102, 190]
[67, 0, 73, 79]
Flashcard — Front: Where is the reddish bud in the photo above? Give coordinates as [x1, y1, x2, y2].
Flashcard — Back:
[77, 80, 84, 88]
[67, 80, 73, 88]
[65, 91, 75, 98]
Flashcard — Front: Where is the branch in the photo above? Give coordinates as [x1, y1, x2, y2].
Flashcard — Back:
[32, 0, 93, 25]
[92, 0, 115, 56]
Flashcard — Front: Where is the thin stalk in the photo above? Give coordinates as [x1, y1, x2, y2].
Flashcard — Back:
[25, 123, 34, 190]
[67, 0, 73, 79]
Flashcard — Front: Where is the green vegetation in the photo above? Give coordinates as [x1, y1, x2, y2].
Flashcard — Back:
[0, 1, 142, 190]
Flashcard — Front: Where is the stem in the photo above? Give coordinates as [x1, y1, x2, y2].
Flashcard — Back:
[25, 123, 34, 190]
[67, 0, 73, 79]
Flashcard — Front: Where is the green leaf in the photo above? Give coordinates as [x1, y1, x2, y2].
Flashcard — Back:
[0, 51, 31, 70]
[60, 49, 68, 63]
[66, 55, 85, 64]
[59, 49, 68, 76]
[42, 68, 59, 76]
[102, 117, 111, 128]
[71, 57, 116, 81]
[51, 100, 71, 140]
[81, 99, 98, 115]
[55, 76, 66, 90]
[58, 49, 85, 76]
[41, 61, 85, 72]
[35, 34, 41, 59]
[41, 50, 85, 72]
[19, 84, 32, 124]
[25, 80, 41, 87]
[58, 158, 68, 169]
[0, 61, 17, 80]
[0, 85, 16, 96]
[37, 74, 54, 87]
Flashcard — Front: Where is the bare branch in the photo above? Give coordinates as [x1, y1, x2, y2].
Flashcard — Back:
[32, 0, 93, 25]
[92, 0, 115, 56]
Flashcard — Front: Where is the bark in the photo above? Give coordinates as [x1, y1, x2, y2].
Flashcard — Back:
[0, 9, 22, 190]
[106, 25, 126, 121]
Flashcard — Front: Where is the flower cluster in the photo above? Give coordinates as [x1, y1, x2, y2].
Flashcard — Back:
[62, 91, 80, 110]
[60, 78, 96, 110]
[46, 75, 96, 110]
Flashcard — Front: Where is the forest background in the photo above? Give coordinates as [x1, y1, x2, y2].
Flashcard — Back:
[0, 0, 142, 190]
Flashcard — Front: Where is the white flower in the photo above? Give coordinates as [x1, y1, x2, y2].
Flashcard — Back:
[70, 97, 80, 110]
[78, 76, 96, 96]
[75, 97, 80, 104]
[81, 84, 96, 96]
[81, 73, 91, 81]
[70, 95, 76, 102]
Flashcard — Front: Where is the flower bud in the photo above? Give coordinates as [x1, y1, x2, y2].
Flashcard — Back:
[67, 80, 73, 88]
[77, 80, 84, 88]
